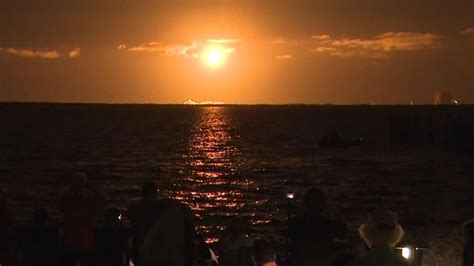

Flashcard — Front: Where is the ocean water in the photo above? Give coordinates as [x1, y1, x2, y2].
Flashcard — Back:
[0, 104, 473, 256]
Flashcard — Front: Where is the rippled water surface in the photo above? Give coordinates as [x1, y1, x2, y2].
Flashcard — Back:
[1, 104, 473, 250]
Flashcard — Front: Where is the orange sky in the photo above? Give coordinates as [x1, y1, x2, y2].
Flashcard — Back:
[0, 0, 473, 104]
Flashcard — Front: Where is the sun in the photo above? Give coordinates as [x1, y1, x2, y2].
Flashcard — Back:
[201, 46, 227, 69]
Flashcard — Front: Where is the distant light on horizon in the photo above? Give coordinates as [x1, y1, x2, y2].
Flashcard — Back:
[184, 99, 225, 105]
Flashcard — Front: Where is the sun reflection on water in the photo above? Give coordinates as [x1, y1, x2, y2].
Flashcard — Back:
[167, 107, 279, 243]
[169, 107, 252, 240]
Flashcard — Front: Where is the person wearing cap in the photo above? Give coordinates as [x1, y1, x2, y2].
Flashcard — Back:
[350, 208, 408, 266]
[60, 173, 105, 266]
[288, 187, 347, 266]
[463, 219, 474, 266]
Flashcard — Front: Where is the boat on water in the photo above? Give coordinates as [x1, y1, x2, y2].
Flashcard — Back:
[319, 132, 364, 147]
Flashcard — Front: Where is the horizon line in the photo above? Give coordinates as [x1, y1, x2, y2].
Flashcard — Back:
[0, 101, 471, 107]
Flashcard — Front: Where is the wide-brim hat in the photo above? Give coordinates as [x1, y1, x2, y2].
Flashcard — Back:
[359, 208, 404, 248]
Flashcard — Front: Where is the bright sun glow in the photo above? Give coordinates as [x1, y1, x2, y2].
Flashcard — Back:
[202, 46, 227, 69]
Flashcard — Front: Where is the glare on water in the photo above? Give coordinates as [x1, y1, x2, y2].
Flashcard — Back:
[170, 107, 266, 242]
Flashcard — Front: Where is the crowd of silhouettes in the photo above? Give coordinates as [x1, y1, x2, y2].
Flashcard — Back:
[0, 173, 473, 266]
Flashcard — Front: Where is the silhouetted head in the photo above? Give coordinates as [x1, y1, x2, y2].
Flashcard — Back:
[303, 187, 326, 215]
[464, 219, 474, 243]
[142, 181, 157, 199]
[33, 208, 48, 227]
[70, 172, 88, 192]
[104, 207, 121, 227]
[254, 239, 276, 266]
[228, 217, 250, 237]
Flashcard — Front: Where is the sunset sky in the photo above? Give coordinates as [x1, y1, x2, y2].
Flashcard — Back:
[1, 0, 473, 104]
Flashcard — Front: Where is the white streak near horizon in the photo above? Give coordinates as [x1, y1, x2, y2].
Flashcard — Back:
[184, 99, 225, 105]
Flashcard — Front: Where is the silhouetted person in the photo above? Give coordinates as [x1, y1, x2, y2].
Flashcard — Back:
[20, 208, 59, 266]
[350, 209, 408, 266]
[288, 187, 347, 266]
[127, 181, 164, 266]
[60, 173, 104, 266]
[0, 193, 12, 266]
[96, 208, 129, 266]
[140, 199, 196, 266]
[464, 219, 474, 266]
[218, 217, 254, 266]
[253, 240, 276, 266]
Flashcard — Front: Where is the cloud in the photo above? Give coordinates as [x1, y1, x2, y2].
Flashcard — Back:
[165, 42, 198, 56]
[68, 48, 80, 58]
[332, 32, 440, 51]
[118, 41, 165, 52]
[207, 38, 241, 44]
[314, 47, 337, 53]
[0, 47, 81, 59]
[0, 47, 61, 59]
[311, 34, 331, 41]
[118, 41, 199, 57]
[311, 32, 441, 58]
[118, 40, 238, 59]
[275, 54, 293, 60]
[271, 38, 301, 46]
[461, 27, 474, 35]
